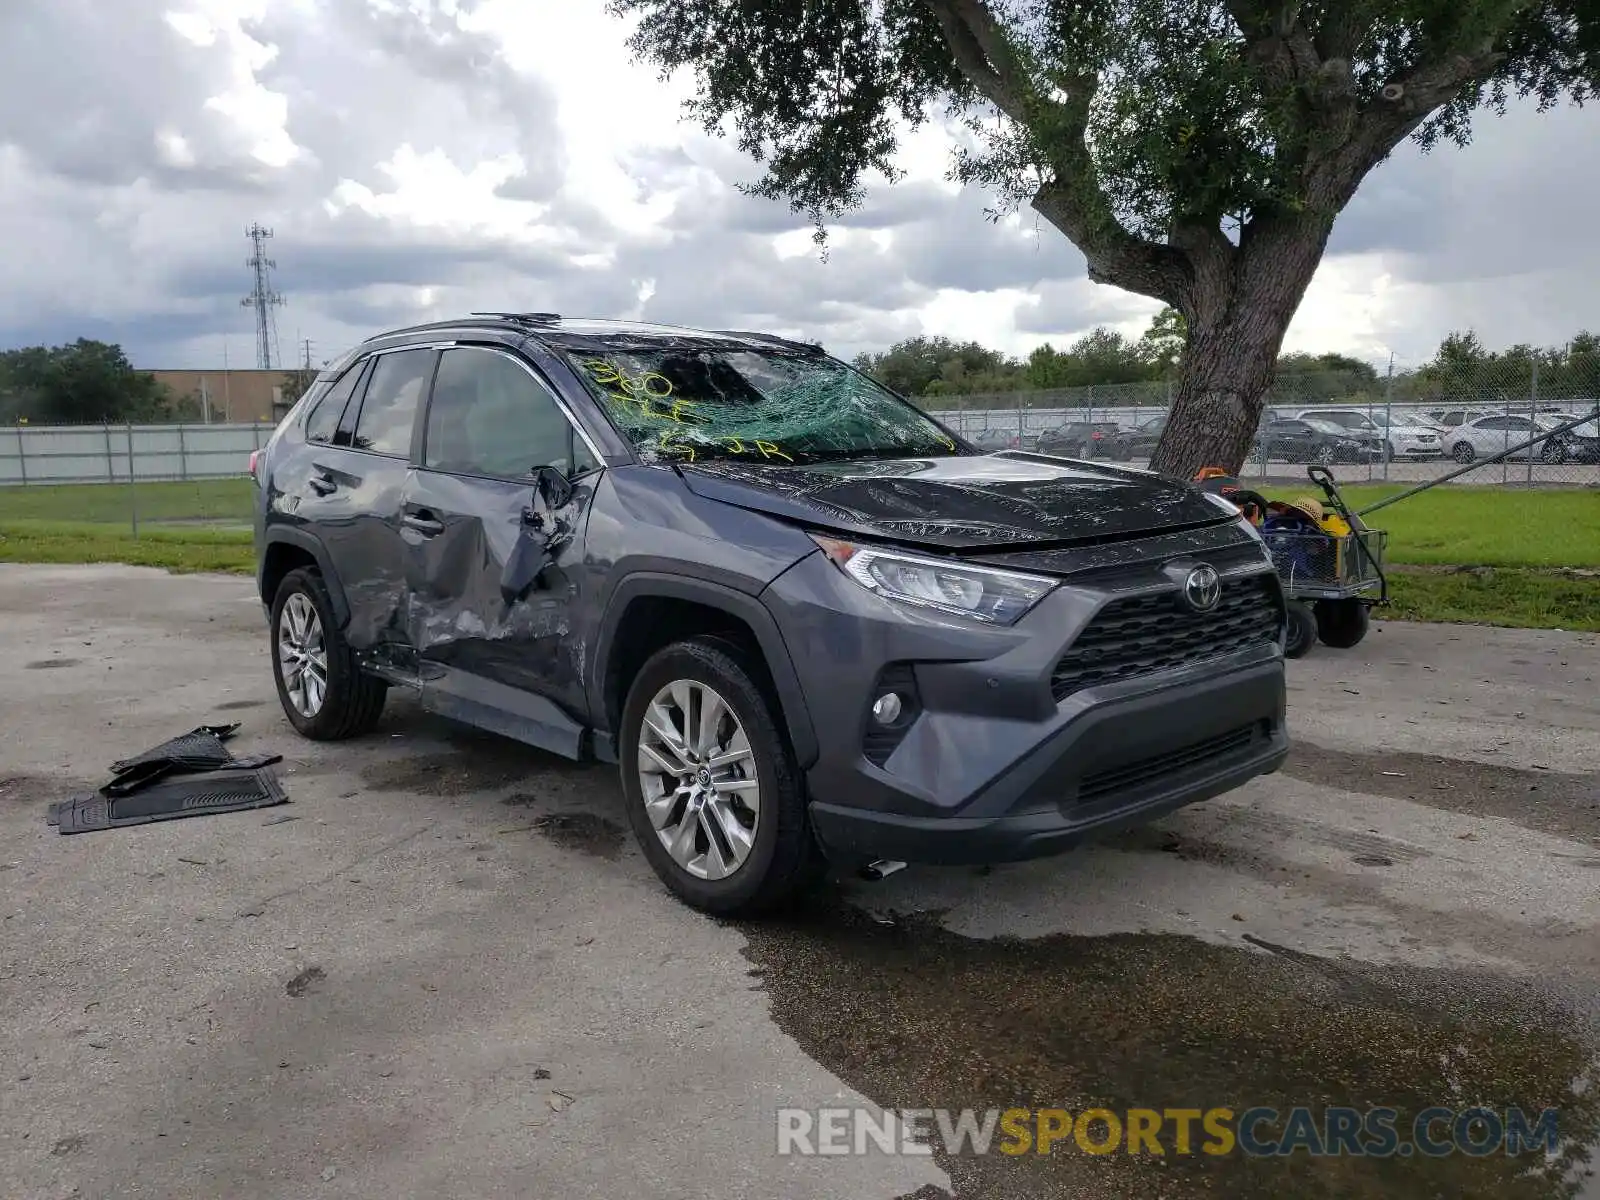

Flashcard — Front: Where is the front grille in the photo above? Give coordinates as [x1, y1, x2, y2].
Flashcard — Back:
[1051, 573, 1281, 701]
[1078, 724, 1257, 804]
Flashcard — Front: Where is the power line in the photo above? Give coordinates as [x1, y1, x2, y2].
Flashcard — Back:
[241, 223, 285, 369]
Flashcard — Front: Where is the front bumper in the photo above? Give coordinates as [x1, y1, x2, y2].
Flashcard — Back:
[761, 538, 1288, 868]
[808, 658, 1286, 866]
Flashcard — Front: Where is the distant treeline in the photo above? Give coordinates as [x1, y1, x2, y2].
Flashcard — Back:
[853, 315, 1600, 408]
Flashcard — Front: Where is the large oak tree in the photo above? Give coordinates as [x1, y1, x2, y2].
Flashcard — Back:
[608, 0, 1597, 477]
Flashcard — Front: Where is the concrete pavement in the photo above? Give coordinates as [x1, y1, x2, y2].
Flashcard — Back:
[1, 564, 1596, 1199]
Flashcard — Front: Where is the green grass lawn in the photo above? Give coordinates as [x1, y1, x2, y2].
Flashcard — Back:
[1266, 483, 1600, 569]
[0, 521, 254, 573]
[0, 477, 254, 525]
[1, 478, 1595, 630]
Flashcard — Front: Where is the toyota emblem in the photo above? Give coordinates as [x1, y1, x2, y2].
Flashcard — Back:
[1183, 565, 1222, 612]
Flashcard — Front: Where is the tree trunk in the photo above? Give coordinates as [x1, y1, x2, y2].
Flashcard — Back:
[1149, 212, 1336, 481]
[1148, 315, 1284, 480]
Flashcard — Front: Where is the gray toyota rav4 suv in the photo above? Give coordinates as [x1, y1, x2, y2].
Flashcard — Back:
[252, 313, 1289, 914]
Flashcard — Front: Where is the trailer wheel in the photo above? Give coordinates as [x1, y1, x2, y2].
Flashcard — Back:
[1314, 599, 1370, 649]
[1285, 600, 1317, 659]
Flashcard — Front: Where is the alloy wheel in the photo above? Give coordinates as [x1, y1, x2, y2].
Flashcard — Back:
[278, 592, 328, 717]
[636, 680, 761, 881]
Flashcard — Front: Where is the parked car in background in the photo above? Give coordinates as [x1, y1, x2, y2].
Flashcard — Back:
[1445, 414, 1575, 463]
[1552, 418, 1600, 462]
[1425, 407, 1494, 434]
[1440, 419, 1574, 464]
[1101, 414, 1166, 460]
[1297, 408, 1442, 460]
[251, 313, 1290, 916]
[1036, 420, 1123, 458]
[1251, 418, 1382, 464]
[969, 427, 1021, 451]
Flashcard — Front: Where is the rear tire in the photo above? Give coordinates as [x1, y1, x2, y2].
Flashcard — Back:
[619, 636, 825, 916]
[1284, 600, 1317, 659]
[1314, 599, 1370, 649]
[270, 567, 387, 740]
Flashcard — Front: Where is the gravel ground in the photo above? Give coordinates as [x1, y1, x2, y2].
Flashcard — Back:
[1, 564, 1597, 1199]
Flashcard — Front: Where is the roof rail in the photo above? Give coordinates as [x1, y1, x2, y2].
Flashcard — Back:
[469, 311, 561, 326]
[706, 329, 823, 353]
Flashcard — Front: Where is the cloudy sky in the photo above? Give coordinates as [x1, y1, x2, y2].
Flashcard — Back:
[1, 0, 1596, 373]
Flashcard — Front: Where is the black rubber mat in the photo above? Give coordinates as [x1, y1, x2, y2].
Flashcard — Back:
[50, 769, 288, 834]
[103, 724, 242, 796]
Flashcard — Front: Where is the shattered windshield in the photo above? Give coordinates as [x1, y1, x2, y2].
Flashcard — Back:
[560, 345, 965, 466]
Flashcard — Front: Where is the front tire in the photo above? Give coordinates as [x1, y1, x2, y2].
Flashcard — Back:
[270, 567, 387, 740]
[619, 637, 824, 916]
[1452, 441, 1475, 463]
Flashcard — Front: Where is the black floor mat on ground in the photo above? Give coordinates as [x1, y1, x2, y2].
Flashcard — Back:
[103, 724, 252, 796]
[48, 769, 288, 834]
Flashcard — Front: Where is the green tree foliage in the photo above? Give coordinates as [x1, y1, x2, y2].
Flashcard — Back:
[0, 340, 174, 424]
[1135, 306, 1188, 376]
[1403, 328, 1600, 402]
[610, 0, 1600, 475]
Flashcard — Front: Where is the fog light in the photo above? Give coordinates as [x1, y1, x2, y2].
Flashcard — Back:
[871, 693, 903, 725]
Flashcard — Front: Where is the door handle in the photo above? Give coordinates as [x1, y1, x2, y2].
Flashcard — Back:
[308, 470, 336, 496]
[402, 511, 444, 536]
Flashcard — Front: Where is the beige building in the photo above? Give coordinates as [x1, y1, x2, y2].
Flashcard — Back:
[150, 368, 298, 424]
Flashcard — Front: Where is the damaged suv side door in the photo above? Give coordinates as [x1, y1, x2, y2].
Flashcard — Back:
[399, 345, 603, 753]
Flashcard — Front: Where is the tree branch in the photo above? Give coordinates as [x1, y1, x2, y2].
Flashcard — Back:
[1226, 1, 1320, 95]
[921, 0, 1189, 306]
[1309, 47, 1506, 207]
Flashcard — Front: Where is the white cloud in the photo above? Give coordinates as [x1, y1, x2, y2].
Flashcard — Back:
[0, 0, 1597, 374]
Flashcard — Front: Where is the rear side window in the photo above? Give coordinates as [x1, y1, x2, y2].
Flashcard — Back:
[304, 364, 364, 444]
[352, 349, 436, 456]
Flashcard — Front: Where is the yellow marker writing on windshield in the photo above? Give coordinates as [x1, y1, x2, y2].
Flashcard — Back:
[755, 440, 793, 462]
[658, 431, 695, 461]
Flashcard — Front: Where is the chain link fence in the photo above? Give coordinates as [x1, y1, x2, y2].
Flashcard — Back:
[2, 360, 1596, 540]
[924, 364, 1600, 488]
[0, 420, 264, 534]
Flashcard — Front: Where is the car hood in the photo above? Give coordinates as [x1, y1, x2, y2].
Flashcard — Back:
[676, 452, 1231, 550]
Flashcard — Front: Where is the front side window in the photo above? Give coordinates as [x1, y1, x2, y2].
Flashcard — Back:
[557, 344, 963, 465]
[424, 347, 597, 478]
[352, 349, 435, 456]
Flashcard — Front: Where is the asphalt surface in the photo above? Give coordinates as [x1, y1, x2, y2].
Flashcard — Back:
[1, 564, 1597, 1199]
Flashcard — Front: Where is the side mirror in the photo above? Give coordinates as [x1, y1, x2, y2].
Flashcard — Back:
[534, 464, 574, 509]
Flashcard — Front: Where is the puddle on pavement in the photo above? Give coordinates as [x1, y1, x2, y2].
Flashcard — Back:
[1285, 741, 1600, 843]
[521, 811, 625, 860]
[741, 903, 1598, 1199]
[359, 730, 605, 798]
[24, 657, 81, 669]
[0, 774, 91, 807]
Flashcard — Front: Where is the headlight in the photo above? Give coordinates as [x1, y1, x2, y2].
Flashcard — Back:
[809, 535, 1057, 625]
[1199, 491, 1264, 542]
